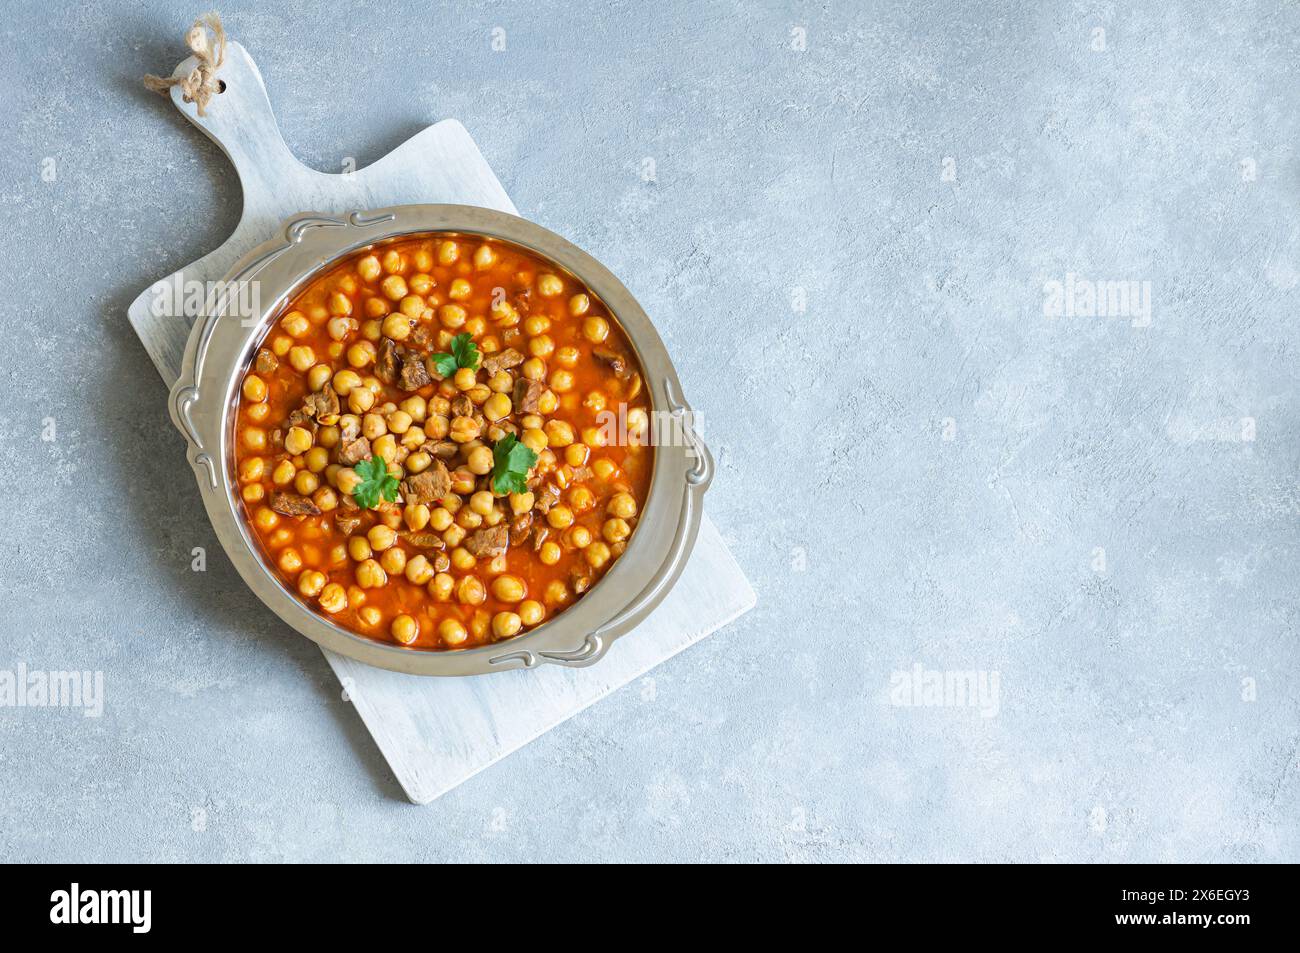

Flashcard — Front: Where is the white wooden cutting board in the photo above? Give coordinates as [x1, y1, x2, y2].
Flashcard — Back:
[130, 41, 756, 803]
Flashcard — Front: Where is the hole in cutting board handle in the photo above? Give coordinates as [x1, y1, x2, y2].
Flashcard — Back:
[216, 79, 227, 93]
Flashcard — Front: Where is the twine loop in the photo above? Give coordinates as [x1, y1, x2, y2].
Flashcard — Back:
[143, 12, 227, 116]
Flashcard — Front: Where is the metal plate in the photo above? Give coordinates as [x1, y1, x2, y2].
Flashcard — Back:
[169, 205, 712, 675]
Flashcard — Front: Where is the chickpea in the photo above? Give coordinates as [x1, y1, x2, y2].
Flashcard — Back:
[584, 391, 607, 413]
[608, 492, 638, 519]
[522, 357, 547, 381]
[543, 580, 569, 606]
[450, 546, 476, 571]
[508, 492, 534, 515]
[565, 444, 590, 468]
[545, 420, 575, 447]
[328, 370, 359, 397]
[239, 457, 265, 482]
[456, 508, 483, 530]
[380, 275, 408, 301]
[464, 490, 492, 516]
[242, 427, 267, 452]
[429, 572, 455, 601]
[582, 316, 610, 343]
[592, 458, 619, 481]
[337, 468, 364, 496]
[482, 392, 512, 422]
[358, 606, 383, 628]
[307, 364, 333, 393]
[405, 554, 435, 585]
[348, 387, 376, 414]
[272, 460, 296, 486]
[585, 541, 612, 569]
[279, 311, 309, 338]
[528, 334, 555, 359]
[347, 342, 375, 368]
[363, 524, 394, 552]
[439, 618, 469, 646]
[453, 367, 477, 391]
[283, 426, 312, 455]
[361, 319, 382, 340]
[429, 507, 454, 532]
[466, 446, 494, 476]
[569, 485, 595, 512]
[386, 410, 413, 435]
[401, 502, 429, 531]
[271, 335, 292, 357]
[519, 600, 546, 626]
[537, 274, 563, 297]
[380, 547, 407, 575]
[539, 540, 562, 565]
[241, 484, 264, 503]
[346, 536, 371, 563]
[492, 611, 522, 639]
[439, 304, 467, 330]
[382, 313, 412, 340]
[457, 575, 486, 605]
[253, 507, 279, 532]
[473, 244, 497, 270]
[488, 371, 513, 394]
[398, 294, 425, 320]
[356, 559, 388, 588]
[294, 471, 319, 496]
[566, 525, 593, 549]
[555, 346, 580, 368]
[390, 614, 419, 645]
[242, 375, 267, 402]
[327, 317, 355, 343]
[600, 517, 631, 543]
[582, 426, 608, 448]
[318, 583, 348, 614]
[550, 369, 575, 393]
[298, 570, 327, 598]
[491, 574, 526, 603]
[449, 416, 481, 443]
[361, 413, 388, 440]
[312, 486, 338, 512]
[537, 390, 559, 415]
[246, 403, 270, 423]
[521, 428, 548, 453]
[546, 505, 574, 530]
[286, 345, 314, 373]
[568, 293, 590, 316]
[399, 395, 427, 422]
[437, 240, 459, 265]
[357, 255, 381, 281]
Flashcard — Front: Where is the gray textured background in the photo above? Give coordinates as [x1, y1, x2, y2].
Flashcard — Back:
[1, 0, 1296, 862]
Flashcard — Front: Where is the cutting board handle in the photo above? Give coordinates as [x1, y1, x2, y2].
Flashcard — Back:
[159, 40, 311, 205]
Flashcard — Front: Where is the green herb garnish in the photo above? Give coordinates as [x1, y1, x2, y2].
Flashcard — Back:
[491, 434, 539, 495]
[352, 455, 400, 509]
[430, 332, 480, 378]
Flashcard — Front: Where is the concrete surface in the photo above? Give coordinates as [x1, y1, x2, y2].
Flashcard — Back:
[0, 0, 1297, 862]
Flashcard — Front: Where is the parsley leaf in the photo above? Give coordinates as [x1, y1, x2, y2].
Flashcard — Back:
[430, 332, 480, 378]
[352, 455, 400, 509]
[491, 434, 539, 496]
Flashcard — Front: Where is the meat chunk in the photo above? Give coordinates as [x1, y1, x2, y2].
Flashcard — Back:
[482, 348, 524, 376]
[450, 395, 473, 419]
[398, 352, 431, 391]
[402, 532, 446, 550]
[420, 440, 459, 461]
[334, 511, 363, 536]
[337, 437, 372, 466]
[508, 512, 533, 547]
[409, 324, 435, 350]
[570, 565, 594, 594]
[255, 349, 278, 374]
[593, 346, 633, 379]
[303, 386, 340, 422]
[534, 482, 561, 513]
[401, 461, 451, 505]
[269, 491, 320, 517]
[375, 338, 400, 384]
[514, 378, 545, 413]
[464, 525, 509, 558]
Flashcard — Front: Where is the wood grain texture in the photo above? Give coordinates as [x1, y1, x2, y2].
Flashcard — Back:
[129, 40, 756, 803]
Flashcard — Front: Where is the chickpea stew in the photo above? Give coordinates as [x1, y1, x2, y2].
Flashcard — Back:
[233, 235, 653, 650]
